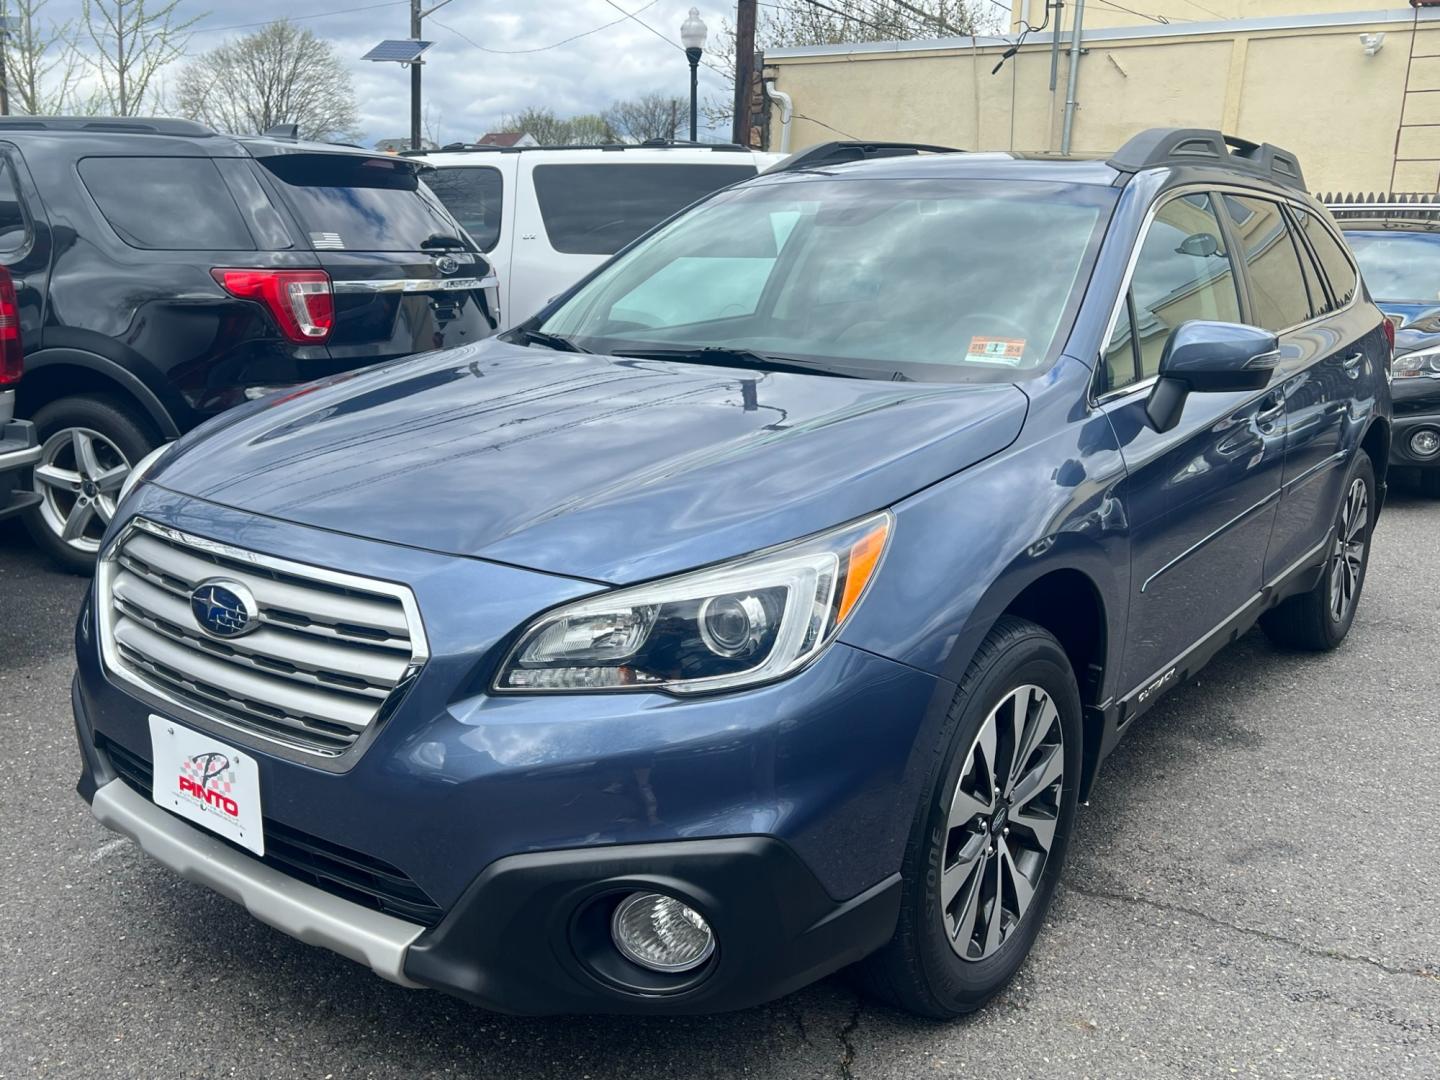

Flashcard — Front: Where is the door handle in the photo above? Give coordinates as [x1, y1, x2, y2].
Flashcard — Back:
[1341, 352, 1364, 376]
[1256, 395, 1285, 427]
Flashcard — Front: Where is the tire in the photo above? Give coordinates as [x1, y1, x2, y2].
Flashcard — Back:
[856, 616, 1083, 1018]
[1260, 453, 1376, 652]
[23, 394, 158, 574]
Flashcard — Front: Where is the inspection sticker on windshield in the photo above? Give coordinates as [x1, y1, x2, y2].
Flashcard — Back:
[965, 337, 1027, 366]
[148, 715, 264, 855]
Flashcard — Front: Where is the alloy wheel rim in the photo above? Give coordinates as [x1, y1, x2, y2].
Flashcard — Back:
[31, 427, 131, 554]
[942, 684, 1064, 962]
[1329, 477, 1368, 624]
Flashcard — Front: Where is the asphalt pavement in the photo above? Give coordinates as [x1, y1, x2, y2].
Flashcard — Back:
[1, 491, 1437, 1080]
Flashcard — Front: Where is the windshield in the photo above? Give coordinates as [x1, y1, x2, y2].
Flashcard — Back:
[536, 176, 1116, 382]
[1345, 230, 1440, 304]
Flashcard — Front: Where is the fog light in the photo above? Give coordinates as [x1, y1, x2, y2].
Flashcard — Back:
[611, 892, 715, 972]
[1412, 429, 1440, 458]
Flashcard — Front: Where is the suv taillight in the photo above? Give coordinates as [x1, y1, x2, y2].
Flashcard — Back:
[211, 268, 334, 344]
[0, 265, 21, 386]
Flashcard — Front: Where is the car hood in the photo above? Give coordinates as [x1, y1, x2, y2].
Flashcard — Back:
[154, 341, 1029, 583]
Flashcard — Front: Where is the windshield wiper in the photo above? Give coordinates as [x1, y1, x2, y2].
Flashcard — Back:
[611, 346, 862, 379]
[420, 234, 467, 250]
[513, 327, 590, 353]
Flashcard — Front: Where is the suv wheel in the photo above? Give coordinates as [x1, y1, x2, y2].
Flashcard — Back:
[1260, 454, 1375, 651]
[24, 395, 158, 573]
[857, 616, 1082, 1017]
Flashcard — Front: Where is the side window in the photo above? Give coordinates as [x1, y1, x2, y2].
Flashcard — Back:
[1224, 195, 1311, 331]
[424, 166, 503, 252]
[1119, 192, 1242, 384]
[1293, 207, 1358, 309]
[79, 157, 255, 251]
[0, 155, 30, 254]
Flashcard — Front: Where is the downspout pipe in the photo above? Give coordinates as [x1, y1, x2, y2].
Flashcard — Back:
[766, 81, 793, 153]
[1061, 0, 1086, 155]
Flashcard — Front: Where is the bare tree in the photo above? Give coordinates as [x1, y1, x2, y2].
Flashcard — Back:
[705, 0, 984, 126]
[81, 0, 200, 115]
[1, 0, 86, 115]
[604, 92, 684, 144]
[173, 20, 359, 141]
[499, 106, 617, 146]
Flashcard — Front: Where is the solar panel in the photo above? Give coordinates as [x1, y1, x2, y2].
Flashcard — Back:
[362, 39, 433, 63]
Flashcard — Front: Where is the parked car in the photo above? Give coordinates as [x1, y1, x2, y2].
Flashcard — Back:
[1327, 192, 1440, 494]
[414, 141, 779, 328]
[0, 265, 39, 521]
[74, 130, 1390, 1018]
[0, 117, 498, 571]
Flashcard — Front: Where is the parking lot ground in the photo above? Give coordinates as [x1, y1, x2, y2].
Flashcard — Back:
[2, 492, 1438, 1080]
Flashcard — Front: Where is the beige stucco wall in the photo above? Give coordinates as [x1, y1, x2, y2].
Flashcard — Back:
[1010, 0, 1402, 32]
[766, 9, 1440, 192]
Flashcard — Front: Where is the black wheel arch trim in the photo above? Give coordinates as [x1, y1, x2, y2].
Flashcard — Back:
[19, 345, 182, 438]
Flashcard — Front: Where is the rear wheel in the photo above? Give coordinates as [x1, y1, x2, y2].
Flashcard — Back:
[23, 395, 158, 573]
[857, 617, 1082, 1017]
[1260, 454, 1375, 651]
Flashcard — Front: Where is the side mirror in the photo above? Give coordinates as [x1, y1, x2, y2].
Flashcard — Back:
[1145, 320, 1280, 433]
[1176, 232, 1220, 258]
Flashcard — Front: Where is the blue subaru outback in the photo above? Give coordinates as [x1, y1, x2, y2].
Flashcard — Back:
[73, 129, 1391, 1017]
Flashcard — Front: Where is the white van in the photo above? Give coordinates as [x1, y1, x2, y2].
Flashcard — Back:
[416, 143, 780, 329]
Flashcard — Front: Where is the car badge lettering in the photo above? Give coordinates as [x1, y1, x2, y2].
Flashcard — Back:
[177, 751, 240, 817]
[190, 579, 259, 638]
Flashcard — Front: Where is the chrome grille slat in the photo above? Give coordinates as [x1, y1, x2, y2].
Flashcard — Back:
[99, 520, 428, 757]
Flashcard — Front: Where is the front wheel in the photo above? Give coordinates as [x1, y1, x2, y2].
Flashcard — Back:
[1260, 454, 1375, 651]
[857, 617, 1082, 1017]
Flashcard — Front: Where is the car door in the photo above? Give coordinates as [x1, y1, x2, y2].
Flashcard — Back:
[1263, 204, 1379, 576]
[1097, 190, 1287, 694]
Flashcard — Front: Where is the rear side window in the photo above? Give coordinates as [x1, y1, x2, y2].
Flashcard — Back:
[1293, 207, 1358, 309]
[1106, 192, 1241, 390]
[1224, 195, 1311, 332]
[532, 163, 757, 255]
[424, 166, 503, 251]
[79, 157, 255, 251]
[258, 153, 464, 252]
[0, 155, 29, 253]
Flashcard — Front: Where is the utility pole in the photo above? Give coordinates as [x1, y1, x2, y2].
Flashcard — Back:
[732, 0, 757, 146]
[405, 0, 454, 151]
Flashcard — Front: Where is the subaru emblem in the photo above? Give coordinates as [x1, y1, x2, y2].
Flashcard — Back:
[434, 254, 460, 275]
[190, 580, 259, 638]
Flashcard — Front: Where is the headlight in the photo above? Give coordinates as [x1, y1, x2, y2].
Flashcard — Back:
[116, 443, 170, 507]
[1393, 345, 1440, 379]
[495, 512, 892, 694]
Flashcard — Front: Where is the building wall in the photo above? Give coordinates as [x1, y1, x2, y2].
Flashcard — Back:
[765, 7, 1440, 192]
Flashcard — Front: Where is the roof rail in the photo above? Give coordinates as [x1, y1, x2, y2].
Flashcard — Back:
[1107, 128, 1305, 191]
[404, 140, 749, 157]
[762, 139, 961, 175]
[1321, 191, 1440, 222]
[0, 116, 215, 137]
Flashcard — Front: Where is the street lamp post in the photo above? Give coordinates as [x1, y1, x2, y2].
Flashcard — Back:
[680, 7, 707, 143]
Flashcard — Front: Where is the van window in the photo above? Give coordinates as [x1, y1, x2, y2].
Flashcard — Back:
[258, 153, 463, 252]
[1293, 207, 1358, 309]
[1123, 192, 1242, 381]
[1224, 196, 1311, 331]
[425, 166, 503, 251]
[79, 157, 255, 251]
[532, 163, 757, 256]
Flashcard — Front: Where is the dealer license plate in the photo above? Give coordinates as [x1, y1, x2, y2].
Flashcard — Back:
[148, 715, 264, 856]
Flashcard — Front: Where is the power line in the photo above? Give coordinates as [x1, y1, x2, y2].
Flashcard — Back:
[431, 0, 663, 55]
[190, 0, 408, 36]
[1087, 0, 1172, 25]
[596, 0, 730, 78]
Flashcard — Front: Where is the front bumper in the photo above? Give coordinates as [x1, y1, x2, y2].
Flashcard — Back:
[1390, 378, 1440, 468]
[75, 490, 949, 1013]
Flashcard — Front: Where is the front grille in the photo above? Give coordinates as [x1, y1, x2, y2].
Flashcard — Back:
[99, 735, 444, 927]
[99, 519, 425, 757]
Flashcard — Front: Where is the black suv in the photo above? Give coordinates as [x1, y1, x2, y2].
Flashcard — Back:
[0, 117, 498, 570]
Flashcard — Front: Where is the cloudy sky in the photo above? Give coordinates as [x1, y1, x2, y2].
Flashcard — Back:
[45, 0, 744, 145]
